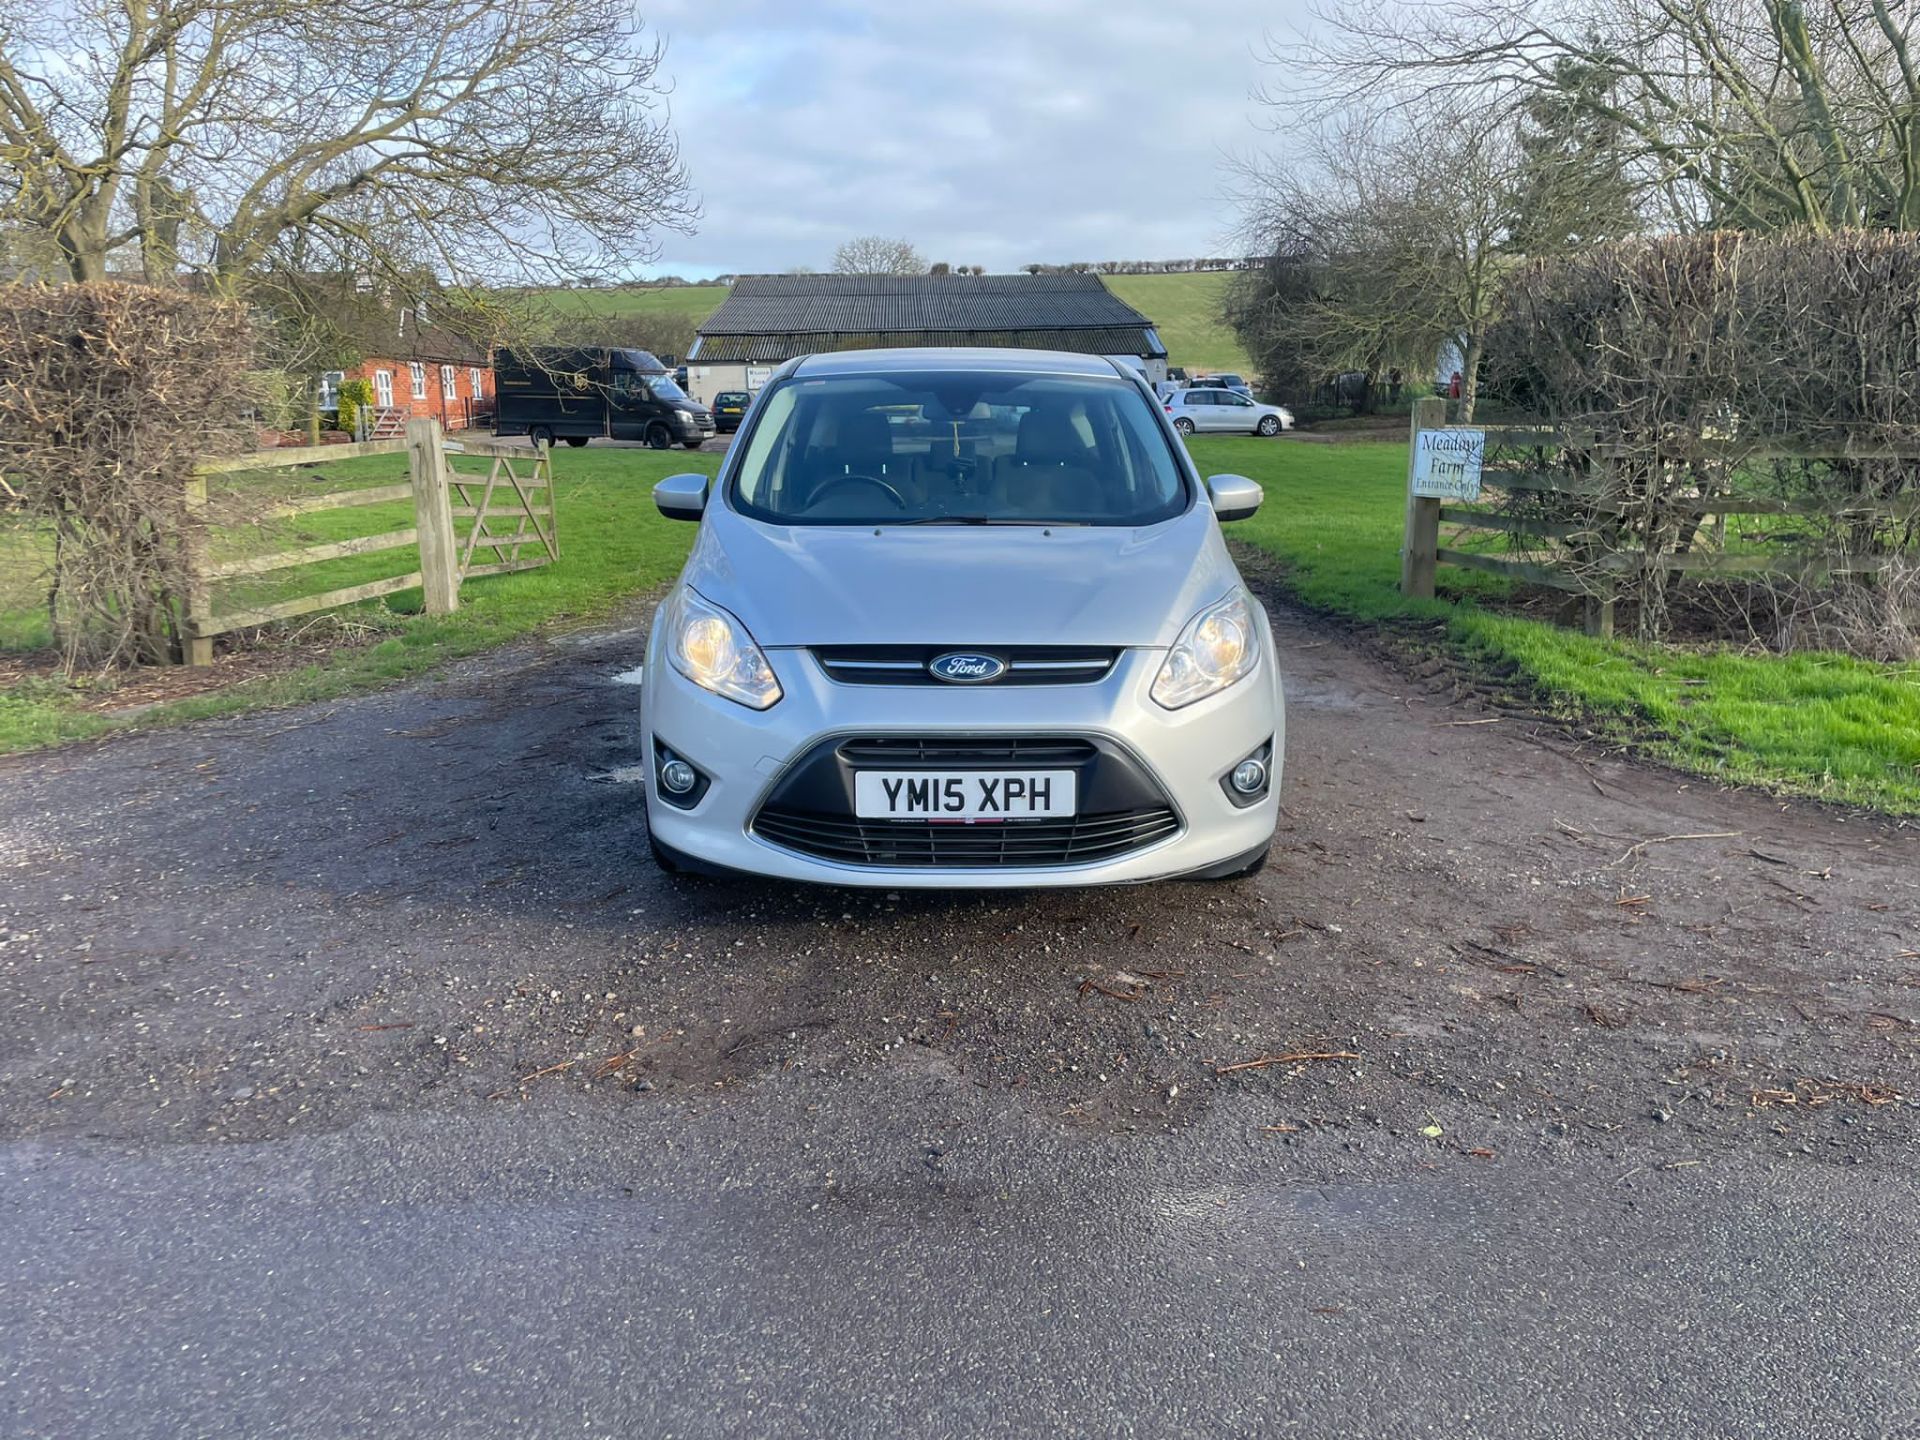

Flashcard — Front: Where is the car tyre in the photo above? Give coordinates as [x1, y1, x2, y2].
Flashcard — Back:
[648, 830, 682, 874]
[1256, 415, 1280, 437]
[1174, 417, 1195, 436]
[1221, 846, 1269, 879]
[683, 439, 705, 449]
[646, 422, 673, 450]
[646, 823, 732, 880]
[1185, 841, 1272, 881]
[564, 435, 590, 448]
[528, 425, 556, 449]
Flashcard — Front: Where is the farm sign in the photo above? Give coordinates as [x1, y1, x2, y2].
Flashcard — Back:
[1411, 428, 1485, 501]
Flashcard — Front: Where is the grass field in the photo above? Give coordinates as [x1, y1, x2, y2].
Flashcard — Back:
[537, 271, 1252, 377]
[1197, 435, 1920, 813]
[539, 284, 730, 325]
[1103, 273, 1250, 376]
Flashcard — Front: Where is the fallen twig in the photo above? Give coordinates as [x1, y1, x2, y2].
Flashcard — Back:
[1635, 974, 1727, 995]
[355, 1022, 415, 1032]
[1612, 831, 1740, 866]
[1215, 1050, 1360, 1076]
[1750, 1079, 1901, 1110]
[518, 1059, 574, 1083]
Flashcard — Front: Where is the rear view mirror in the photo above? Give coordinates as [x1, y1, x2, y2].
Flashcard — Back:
[654, 473, 709, 521]
[1205, 473, 1262, 522]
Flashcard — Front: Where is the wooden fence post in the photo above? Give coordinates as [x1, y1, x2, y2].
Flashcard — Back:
[1401, 395, 1447, 599]
[408, 417, 460, 615]
[182, 474, 213, 666]
[1582, 453, 1617, 638]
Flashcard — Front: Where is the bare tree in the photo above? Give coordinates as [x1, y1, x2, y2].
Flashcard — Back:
[0, 0, 696, 290]
[831, 235, 926, 275]
[1235, 108, 1523, 419]
[1266, 0, 1920, 231]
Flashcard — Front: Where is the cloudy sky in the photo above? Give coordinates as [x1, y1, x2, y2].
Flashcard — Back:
[636, 0, 1307, 278]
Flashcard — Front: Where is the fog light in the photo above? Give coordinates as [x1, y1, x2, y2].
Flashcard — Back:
[660, 759, 697, 795]
[1230, 758, 1267, 795]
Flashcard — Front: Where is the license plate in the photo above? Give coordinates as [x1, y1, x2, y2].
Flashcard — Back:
[853, 770, 1076, 821]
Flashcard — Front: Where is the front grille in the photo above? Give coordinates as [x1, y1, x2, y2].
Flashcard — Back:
[752, 805, 1180, 868]
[750, 733, 1181, 870]
[836, 736, 1097, 766]
[813, 646, 1120, 687]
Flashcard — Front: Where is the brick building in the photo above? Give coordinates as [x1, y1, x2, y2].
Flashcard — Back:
[319, 299, 495, 435]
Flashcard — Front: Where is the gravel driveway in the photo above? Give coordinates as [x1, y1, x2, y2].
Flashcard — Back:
[2, 570, 1916, 1437]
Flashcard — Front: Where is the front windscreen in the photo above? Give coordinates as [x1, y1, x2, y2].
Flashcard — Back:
[729, 371, 1188, 527]
[645, 375, 690, 402]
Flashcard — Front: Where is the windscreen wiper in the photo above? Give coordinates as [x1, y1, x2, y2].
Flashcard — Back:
[897, 514, 1084, 526]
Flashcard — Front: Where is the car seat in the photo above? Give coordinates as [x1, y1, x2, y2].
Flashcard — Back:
[1002, 409, 1104, 518]
[798, 410, 915, 515]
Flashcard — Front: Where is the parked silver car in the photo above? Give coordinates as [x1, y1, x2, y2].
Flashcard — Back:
[1165, 387, 1293, 437]
[641, 348, 1285, 888]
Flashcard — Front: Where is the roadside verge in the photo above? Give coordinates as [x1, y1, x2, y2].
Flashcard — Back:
[1199, 433, 1920, 815]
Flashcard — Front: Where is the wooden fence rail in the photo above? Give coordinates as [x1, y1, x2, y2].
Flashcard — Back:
[1400, 402, 1920, 638]
[183, 419, 556, 665]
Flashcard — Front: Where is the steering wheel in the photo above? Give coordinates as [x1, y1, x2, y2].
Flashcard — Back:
[809, 474, 908, 511]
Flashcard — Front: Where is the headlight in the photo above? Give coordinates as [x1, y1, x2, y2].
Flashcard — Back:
[1151, 590, 1260, 709]
[663, 586, 782, 710]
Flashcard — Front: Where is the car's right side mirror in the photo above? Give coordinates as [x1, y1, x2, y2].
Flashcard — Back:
[1205, 473, 1262, 522]
[654, 473, 709, 522]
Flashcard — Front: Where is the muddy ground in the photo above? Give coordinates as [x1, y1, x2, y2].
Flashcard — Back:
[3, 576, 1913, 1165]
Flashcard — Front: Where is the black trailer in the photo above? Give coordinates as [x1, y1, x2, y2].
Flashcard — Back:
[493, 347, 715, 450]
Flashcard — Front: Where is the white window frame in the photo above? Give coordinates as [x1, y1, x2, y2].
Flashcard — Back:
[374, 369, 394, 407]
[440, 364, 457, 401]
[317, 370, 345, 409]
[409, 362, 427, 400]
[469, 367, 484, 398]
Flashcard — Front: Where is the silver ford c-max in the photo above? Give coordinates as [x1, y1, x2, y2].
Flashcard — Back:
[641, 348, 1284, 887]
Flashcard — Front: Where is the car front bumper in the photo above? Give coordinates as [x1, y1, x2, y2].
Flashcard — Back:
[639, 609, 1285, 889]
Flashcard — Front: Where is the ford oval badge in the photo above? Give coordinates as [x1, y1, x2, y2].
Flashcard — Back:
[928, 651, 1007, 684]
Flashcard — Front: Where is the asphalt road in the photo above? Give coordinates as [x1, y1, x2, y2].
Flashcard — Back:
[3, 579, 1917, 1438]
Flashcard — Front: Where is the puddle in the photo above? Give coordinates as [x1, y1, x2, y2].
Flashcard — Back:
[593, 766, 651, 785]
[611, 666, 646, 687]
[1283, 675, 1365, 711]
[560, 626, 645, 648]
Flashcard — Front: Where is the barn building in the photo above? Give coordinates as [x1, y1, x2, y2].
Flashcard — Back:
[683, 273, 1167, 406]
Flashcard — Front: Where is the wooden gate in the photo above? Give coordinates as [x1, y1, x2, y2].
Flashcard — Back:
[444, 438, 559, 581]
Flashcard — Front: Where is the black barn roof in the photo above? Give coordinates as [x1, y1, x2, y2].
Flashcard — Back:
[690, 273, 1164, 363]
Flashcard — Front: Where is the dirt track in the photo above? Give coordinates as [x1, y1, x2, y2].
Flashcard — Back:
[2, 573, 1914, 1166]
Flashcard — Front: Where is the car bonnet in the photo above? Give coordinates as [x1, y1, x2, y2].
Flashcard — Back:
[680, 500, 1239, 649]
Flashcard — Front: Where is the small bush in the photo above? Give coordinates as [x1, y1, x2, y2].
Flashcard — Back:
[0, 283, 255, 669]
[336, 377, 374, 438]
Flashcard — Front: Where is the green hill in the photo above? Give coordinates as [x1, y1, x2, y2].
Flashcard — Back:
[540, 284, 729, 324]
[1102, 272, 1250, 375]
[535, 271, 1250, 375]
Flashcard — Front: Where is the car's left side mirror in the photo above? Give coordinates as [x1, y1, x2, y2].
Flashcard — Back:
[1205, 474, 1263, 522]
[654, 473, 709, 521]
